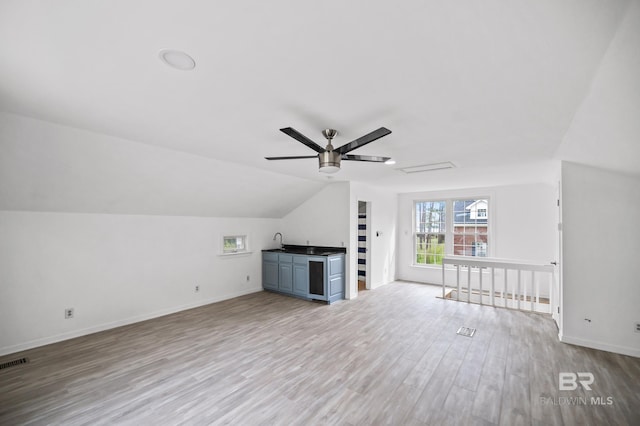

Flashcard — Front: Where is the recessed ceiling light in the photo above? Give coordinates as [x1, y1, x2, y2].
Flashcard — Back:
[384, 159, 396, 165]
[158, 49, 196, 70]
[398, 162, 456, 174]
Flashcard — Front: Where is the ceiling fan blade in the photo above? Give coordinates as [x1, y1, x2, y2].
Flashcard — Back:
[342, 154, 391, 163]
[336, 127, 392, 154]
[280, 127, 326, 153]
[265, 155, 318, 160]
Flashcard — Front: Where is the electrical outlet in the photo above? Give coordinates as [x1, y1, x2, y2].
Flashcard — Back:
[635, 323, 640, 333]
[195, 285, 199, 292]
[65, 308, 74, 319]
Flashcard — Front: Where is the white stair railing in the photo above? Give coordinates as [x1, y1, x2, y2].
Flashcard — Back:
[441, 256, 555, 314]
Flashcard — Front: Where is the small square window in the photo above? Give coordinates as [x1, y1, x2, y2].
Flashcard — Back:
[223, 235, 247, 253]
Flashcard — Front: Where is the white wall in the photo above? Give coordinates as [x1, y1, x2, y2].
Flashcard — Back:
[397, 183, 557, 285]
[349, 182, 398, 297]
[279, 182, 351, 248]
[560, 162, 640, 357]
[0, 211, 279, 355]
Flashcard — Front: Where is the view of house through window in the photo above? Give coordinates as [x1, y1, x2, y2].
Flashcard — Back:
[414, 199, 488, 265]
[453, 199, 488, 257]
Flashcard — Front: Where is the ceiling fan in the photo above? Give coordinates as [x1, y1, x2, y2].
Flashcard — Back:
[266, 127, 393, 173]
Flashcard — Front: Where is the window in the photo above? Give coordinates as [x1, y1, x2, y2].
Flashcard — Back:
[415, 201, 446, 265]
[223, 235, 247, 254]
[414, 198, 489, 265]
[453, 199, 488, 257]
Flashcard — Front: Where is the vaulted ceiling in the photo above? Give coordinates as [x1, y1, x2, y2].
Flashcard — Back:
[1, 1, 638, 216]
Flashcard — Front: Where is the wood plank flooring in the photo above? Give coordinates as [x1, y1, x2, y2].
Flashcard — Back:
[1, 282, 639, 425]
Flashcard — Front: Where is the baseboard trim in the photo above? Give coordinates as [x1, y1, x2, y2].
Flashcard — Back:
[0, 287, 262, 357]
[560, 334, 640, 358]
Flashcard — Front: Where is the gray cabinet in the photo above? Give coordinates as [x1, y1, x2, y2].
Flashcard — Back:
[262, 252, 344, 304]
[262, 252, 279, 291]
[278, 254, 293, 292]
[327, 256, 345, 303]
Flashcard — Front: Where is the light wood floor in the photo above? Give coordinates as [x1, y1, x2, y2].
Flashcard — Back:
[1, 282, 639, 425]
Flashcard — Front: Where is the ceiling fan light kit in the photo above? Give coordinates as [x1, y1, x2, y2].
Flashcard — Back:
[267, 126, 393, 173]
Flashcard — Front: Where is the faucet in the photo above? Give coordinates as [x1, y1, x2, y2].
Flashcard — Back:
[273, 232, 283, 248]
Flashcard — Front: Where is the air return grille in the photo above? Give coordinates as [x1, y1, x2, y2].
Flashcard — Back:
[0, 357, 29, 370]
[456, 327, 476, 338]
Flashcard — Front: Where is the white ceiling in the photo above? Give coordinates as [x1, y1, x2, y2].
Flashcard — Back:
[0, 0, 637, 210]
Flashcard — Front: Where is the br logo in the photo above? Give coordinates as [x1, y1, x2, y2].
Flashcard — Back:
[559, 372, 594, 391]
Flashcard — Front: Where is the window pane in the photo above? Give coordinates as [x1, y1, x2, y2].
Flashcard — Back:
[453, 199, 488, 257]
[415, 232, 444, 265]
[415, 201, 446, 233]
[223, 236, 246, 253]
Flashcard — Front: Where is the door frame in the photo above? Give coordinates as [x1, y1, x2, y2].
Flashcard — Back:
[553, 180, 563, 337]
[358, 200, 372, 290]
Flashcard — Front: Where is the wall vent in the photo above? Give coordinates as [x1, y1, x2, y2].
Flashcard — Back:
[398, 162, 456, 174]
[0, 357, 29, 370]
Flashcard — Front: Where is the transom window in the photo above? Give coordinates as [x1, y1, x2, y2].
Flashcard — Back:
[414, 198, 489, 265]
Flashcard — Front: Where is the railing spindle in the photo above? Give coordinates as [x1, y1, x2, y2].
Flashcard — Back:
[456, 265, 460, 302]
[491, 267, 495, 307]
[517, 269, 521, 310]
[479, 266, 483, 305]
[467, 266, 471, 303]
[503, 268, 507, 308]
[531, 270, 536, 312]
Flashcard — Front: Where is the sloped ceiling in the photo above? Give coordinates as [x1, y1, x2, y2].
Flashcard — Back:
[0, 0, 635, 217]
[0, 112, 324, 217]
[556, 0, 640, 176]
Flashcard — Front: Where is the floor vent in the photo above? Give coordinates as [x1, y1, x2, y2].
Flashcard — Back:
[0, 357, 29, 370]
[457, 327, 476, 338]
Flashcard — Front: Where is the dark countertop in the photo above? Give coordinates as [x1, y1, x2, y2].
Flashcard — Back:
[262, 244, 346, 256]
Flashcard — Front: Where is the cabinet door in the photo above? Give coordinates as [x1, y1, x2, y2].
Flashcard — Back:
[293, 263, 308, 296]
[263, 261, 278, 290]
[329, 276, 344, 298]
[278, 262, 293, 293]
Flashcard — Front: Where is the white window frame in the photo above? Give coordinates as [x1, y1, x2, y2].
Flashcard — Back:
[413, 197, 492, 267]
